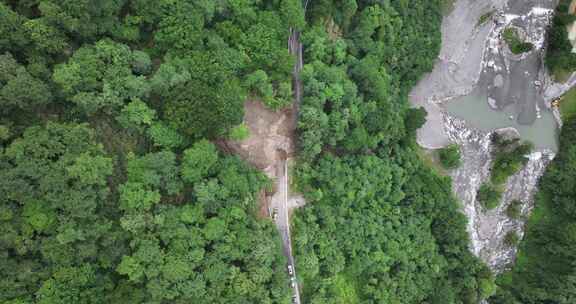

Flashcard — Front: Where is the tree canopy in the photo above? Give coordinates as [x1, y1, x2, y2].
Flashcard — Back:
[0, 0, 495, 303]
[292, 1, 492, 303]
[0, 1, 303, 302]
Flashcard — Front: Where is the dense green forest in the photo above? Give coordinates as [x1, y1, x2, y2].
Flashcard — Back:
[292, 1, 493, 303]
[0, 0, 302, 303]
[546, 0, 576, 77]
[489, 117, 576, 303]
[0, 0, 494, 303]
[439, 144, 462, 169]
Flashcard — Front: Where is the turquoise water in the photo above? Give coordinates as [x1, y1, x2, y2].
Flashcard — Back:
[445, 93, 558, 151]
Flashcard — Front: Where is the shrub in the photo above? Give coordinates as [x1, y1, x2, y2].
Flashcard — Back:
[491, 139, 532, 185]
[116, 98, 156, 132]
[148, 122, 185, 149]
[0, 125, 10, 141]
[477, 183, 502, 210]
[438, 144, 461, 169]
[502, 27, 534, 54]
[504, 231, 520, 246]
[478, 11, 495, 26]
[546, 0, 576, 74]
[229, 123, 250, 141]
[479, 277, 497, 299]
[506, 200, 522, 219]
[477, 266, 497, 299]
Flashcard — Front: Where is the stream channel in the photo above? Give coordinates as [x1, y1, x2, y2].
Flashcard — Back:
[410, 0, 571, 271]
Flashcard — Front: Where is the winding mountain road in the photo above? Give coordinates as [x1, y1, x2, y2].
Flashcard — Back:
[270, 5, 307, 303]
[270, 0, 310, 304]
[270, 159, 300, 304]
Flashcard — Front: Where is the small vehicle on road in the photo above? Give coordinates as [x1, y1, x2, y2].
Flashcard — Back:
[287, 264, 293, 276]
[290, 277, 296, 288]
[272, 208, 278, 220]
[292, 295, 298, 303]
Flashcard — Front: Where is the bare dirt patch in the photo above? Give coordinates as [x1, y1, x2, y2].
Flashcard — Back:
[217, 100, 296, 178]
[570, 0, 576, 14]
[257, 189, 270, 219]
[325, 18, 342, 40]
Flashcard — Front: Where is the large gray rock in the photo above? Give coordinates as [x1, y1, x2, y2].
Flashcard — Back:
[493, 127, 521, 142]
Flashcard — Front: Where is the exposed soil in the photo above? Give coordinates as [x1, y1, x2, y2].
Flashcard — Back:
[257, 189, 270, 219]
[219, 26, 305, 304]
[217, 100, 296, 178]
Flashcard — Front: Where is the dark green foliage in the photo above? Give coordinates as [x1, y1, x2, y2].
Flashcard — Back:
[293, 1, 490, 303]
[0, 125, 9, 141]
[0, 3, 28, 53]
[504, 231, 519, 247]
[280, 0, 306, 30]
[297, 0, 443, 163]
[502, 27, 534, 54]
[125, 151, 182, 195]
[229, 123, 250, 141]
[53, 39, 151, 115]
[0, 123, 291, 303]
[0, 123, 118, 303]
[24, 18, 69, 54]
[147, 122, 185, 150]
[0, 53, 52, 110]
[294, 154, 491, 303]
[116, 98, 156, 132]
[117, 147, 289, 303]
[164, 76, 245, 139]
[35, 0, 127, 40]
[245, 70, 292, 109]
[294, 156, 437, 303]
[546, 0, 576, 75]
[506, 200, 522, 219]
[143, 0, 297, 135]
[490, 134, 532, 185]
[438, 144, 462, 169]
[181, 140, 219, 184]
[491, 117, 576, 304]
[477, 183, 502, 210]
[0, 0, 490, 303]
[405, 107, 428, 135]
[478, 11, 495, 26]
[0, 1, 304, 302]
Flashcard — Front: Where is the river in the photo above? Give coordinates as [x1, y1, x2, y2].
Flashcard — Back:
[445, 92, 558, 150]
[445, 0, 559, 151]
[410, 0, 565, 271]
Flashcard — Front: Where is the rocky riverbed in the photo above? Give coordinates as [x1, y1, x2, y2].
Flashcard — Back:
[410, 0, 569, 272]
[444, 116, 554, 271]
